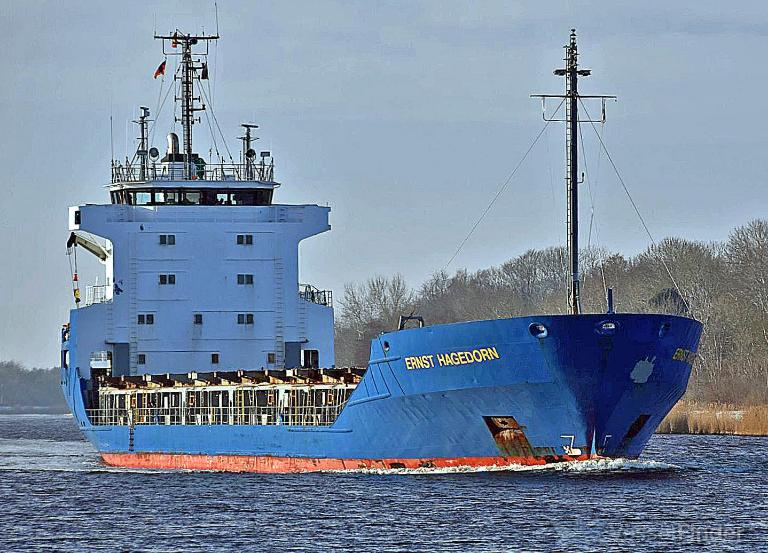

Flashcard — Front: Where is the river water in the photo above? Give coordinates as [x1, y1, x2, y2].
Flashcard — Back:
[0, 415, 765, 552]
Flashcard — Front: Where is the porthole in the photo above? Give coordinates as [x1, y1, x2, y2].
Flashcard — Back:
[529, 323, 548, 339]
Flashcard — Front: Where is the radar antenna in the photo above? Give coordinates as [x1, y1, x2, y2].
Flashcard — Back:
[132, 107, 152, 181]
[532, 29, 616, 315]
[154, 30, 219, 179]
[239, 124, 259, 180]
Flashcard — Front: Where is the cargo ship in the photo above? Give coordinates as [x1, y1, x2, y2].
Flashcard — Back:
[60, 29, 702, 472]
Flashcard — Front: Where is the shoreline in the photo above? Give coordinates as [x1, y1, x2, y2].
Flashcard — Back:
[0, 407, 70, 415]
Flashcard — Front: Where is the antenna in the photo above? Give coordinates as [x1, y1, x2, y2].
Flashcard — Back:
[132, 106, 152, 181]
[155, 30, 220, 179]
[532, 29, 616, 315]
[239, 123, 259, 179]
[110, 115, 114, 162]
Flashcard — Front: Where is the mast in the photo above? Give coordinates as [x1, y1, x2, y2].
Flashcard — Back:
[564, 30, 583, 315]
[239, 123, 259, 180]
[532, 30, 615, 315]
[132, 106, 151, 181]
[154, 31, 219, 179]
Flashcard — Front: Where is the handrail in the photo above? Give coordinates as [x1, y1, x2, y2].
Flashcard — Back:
[111, 161, 275, 184]
[299, 284, 333, 307]
[84, 284, 110, 306]
[85, 403, 347, 427]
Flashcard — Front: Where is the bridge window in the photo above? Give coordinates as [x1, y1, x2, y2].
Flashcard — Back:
[194, 313, 203, 325]
[237, 274, 254, 285]
[236, 234, 253, 245]
[134, 192, 152, 205]
[112, 188, 273, 206]
[138, 314, 154, 325]
[159, 234, 176, 245]
[162, 191, 180, 204]
[183, 191, 201, 205]
[159, 274, 176, 285]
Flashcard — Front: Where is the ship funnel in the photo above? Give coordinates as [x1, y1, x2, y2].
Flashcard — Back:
[167, 133, 180, 155]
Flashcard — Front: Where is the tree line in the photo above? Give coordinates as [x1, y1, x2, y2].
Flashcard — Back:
[0, 361, 67, 411]
[335, 219, 768, 405]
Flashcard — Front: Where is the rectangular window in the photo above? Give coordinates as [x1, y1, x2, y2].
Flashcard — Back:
[135, 192, 152, 205]
[183, 191, 201, 205]
[137, 354, 146, 365]
[236, 234, 254, 245]
[237, 313, 254, 325]
[159, 274, 176, 285]
[267, 352, 276, 364]
[146, 314, 154, 325]
[137, 314, 145, 325]
[237, 274, 254, 285]
[194, 313, 203, 325]
[211, 353, 220, 364]
[159, 234, 176, 245]
[302, 350, 320, 369]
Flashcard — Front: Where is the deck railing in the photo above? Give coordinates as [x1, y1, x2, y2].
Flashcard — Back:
[299, 284, 333, 307]
[111, 161, 274, 184]
[85, 403, 347, 428]
[84, 284, 110, 306]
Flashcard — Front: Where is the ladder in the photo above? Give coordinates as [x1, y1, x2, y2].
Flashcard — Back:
[273, 256, 285, 368]
[128, 236, 138, 375]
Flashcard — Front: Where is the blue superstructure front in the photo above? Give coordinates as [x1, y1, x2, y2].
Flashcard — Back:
[62, 312, 701, 470]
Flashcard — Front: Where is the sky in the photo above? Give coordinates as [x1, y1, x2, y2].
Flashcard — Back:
[1, 1, 767, 367]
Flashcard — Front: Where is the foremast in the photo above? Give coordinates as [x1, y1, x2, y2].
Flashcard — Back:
[533, 30, 615, 315]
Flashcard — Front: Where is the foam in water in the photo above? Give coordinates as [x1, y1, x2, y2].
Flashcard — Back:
[320, 458, 679, 475]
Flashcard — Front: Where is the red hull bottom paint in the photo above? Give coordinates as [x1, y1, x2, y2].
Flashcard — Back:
[101, 452, 593, 473]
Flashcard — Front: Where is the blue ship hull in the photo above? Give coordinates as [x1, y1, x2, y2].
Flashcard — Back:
[61, 312, 702, 472]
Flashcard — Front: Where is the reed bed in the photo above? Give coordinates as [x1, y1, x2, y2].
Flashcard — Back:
[657, 402, 768, 436]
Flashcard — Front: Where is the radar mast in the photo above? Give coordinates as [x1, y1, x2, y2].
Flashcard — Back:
[154, 30, 219, 179]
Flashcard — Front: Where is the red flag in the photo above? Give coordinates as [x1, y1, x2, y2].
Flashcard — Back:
[153, 60, 166, 79]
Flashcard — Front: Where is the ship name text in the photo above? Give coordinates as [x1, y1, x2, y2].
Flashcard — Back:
[404, 347, 501, 370]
